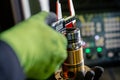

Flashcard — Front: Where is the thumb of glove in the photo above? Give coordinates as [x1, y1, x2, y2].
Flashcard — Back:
[45, 12, 57, 26]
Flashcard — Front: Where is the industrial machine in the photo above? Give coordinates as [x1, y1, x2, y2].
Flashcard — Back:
[55, 0, 120, 67]
[52, 0, 86, 79]
[78, 12, 120, 67]
[51, 0, 120, 79]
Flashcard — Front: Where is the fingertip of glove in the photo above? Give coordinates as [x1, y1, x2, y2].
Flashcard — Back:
[45, 12, 57, 26]
[74, 71, 84, 80]
[92, 66, 104, 80]
[93, 66, 104, 73]
[85, 70, 95, 80]
[85, 70, 95, 77]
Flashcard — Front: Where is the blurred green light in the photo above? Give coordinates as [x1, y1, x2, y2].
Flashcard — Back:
[85, 48, 91, 54]
[97, 47, 102, 52]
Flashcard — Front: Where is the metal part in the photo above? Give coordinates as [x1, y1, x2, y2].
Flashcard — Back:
[54, 0, 85, 79]
[51, 16, 76, 33]
[62, 28, 84, 79]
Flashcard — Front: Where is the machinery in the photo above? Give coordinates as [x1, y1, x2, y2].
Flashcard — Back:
[51, 0, 89, 79]
[1, 0, 120, 79]
[51, 0, 120, 79]
[57, 0, 120, 67]
[78, 12, 120, 67]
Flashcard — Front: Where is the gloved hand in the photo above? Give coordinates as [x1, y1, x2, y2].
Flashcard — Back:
[75, 66, 104, 80]
[0, 11, 67, 79]
[47, 66, 103, 80]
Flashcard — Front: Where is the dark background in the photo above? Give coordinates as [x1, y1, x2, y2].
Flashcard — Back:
[0, 0, 120, 32]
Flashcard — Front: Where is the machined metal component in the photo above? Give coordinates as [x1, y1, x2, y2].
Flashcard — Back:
[54, 0, 85, 79]
[62, 28, 84, 79]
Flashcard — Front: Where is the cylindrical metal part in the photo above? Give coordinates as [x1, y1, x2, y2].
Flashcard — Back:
[62, 28, 84, 79]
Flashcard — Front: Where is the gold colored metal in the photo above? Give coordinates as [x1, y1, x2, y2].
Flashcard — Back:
[62, 47, 84, 79]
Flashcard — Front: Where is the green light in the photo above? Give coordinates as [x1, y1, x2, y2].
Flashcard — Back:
[85, 48, 91, 54]
[97, 47, 102, 52]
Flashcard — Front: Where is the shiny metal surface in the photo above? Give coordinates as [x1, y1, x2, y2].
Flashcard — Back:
[62, 28, 84, 79]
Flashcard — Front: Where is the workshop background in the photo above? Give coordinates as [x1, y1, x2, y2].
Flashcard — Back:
[0, 0, 120, 80]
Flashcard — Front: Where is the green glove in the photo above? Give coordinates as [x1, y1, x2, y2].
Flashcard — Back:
[0, 11, 67, 79]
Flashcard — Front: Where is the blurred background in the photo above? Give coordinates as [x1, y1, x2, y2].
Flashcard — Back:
[0, 0, 120, 80]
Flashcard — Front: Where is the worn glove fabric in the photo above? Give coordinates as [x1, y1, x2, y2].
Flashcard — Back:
[0, 11, 67, 79]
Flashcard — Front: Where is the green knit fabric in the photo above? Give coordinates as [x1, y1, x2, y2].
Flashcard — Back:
[0, 11, 67, 79]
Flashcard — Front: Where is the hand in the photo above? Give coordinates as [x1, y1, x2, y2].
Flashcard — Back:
[75, 66, 104, 80]
[0, 11, 67, 79]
